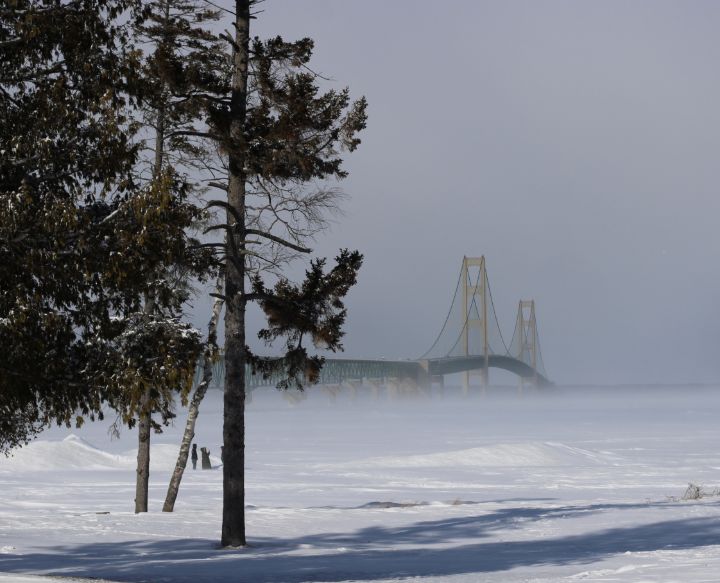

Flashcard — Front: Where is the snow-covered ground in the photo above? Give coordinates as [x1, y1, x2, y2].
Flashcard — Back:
[2, 385, 720, 582]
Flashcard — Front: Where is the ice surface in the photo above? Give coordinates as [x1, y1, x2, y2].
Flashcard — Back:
[1, 386, 720, 583]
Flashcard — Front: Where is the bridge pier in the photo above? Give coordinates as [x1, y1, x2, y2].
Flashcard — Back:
[341, 379, 363, 400]
[416, 360, 432, 394]
[462, 368, 488, 395]
[402, 378, 422, 398]
[282, 388, 307, 405]
[364, 378, 382, 400]
[431, 375, 444, 398]
[387, 380, 398, 399]
[518, 374, 539, 393]
[322, 384, 342, 401]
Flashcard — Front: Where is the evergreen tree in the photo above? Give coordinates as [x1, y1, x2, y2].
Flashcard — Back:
[0, 0, 214, 471]
[0, 0, 141, 452]
[94, 172, 212, 513]
[126, 0, 225, 513]
[205, 1, 368, 547]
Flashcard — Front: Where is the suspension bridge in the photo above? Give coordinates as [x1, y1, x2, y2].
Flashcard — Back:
[210, 256, 551, 393]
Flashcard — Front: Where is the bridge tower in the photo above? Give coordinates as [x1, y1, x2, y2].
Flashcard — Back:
[515, 299, 538, 388]
[461, 256, 489, 392]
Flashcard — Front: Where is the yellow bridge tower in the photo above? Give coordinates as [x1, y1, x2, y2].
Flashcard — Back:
[460, 256, 489, 392]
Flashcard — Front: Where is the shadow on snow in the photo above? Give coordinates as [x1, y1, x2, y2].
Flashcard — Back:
[2, 501, 720, 582]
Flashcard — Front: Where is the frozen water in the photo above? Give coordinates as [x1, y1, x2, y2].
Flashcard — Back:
[1, 385, 720, 582]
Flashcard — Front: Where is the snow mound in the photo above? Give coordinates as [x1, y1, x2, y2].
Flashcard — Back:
[0, 435, 127, 471]
[0, 435, 221, 472]
[336, 442, 611, 469]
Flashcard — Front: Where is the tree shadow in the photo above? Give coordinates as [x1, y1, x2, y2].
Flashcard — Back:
[2, 501, 719, 582]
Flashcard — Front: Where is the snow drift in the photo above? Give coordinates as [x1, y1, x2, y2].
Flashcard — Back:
[330, 442, 613, 469]
[0, 435, 220, 472]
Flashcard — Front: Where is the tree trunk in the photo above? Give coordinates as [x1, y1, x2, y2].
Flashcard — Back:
[132, 7, 170, 514]
[163, 285, 224, 512]
[221, 0, 251, 548]
[135, 290, 157, 514]
[134, 389, 151, 513]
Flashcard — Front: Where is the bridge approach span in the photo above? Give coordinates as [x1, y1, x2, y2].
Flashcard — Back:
[205, 354, 551, 390]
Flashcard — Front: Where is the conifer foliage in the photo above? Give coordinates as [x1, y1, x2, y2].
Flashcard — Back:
[250, 250, 363, 389]
[127, 0, 225, 513]
[0, 0, 141, 451]
[1, 0, 367, 544]
[0, 1, 214, 456]
[210, 1, 367, 547]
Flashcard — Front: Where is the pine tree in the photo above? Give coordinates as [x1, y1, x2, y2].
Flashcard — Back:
[205, 1, 368, 547]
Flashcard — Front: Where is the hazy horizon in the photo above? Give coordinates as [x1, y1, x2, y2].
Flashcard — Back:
[189, 1, 720, 388]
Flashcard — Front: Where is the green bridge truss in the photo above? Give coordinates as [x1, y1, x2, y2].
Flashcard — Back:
[198, 354, 551, 391]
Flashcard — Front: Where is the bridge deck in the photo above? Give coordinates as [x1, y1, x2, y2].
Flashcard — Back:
[203, 354, 551, 389]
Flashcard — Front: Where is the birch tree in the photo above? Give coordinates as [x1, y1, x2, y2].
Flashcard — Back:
[162, 278, 223, 513]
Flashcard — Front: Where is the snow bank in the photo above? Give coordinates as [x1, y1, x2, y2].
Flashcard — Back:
[0, 435, 220, 472]
[333, 442, 612, 469]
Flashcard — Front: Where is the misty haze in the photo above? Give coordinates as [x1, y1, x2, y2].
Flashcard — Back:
[2, 1, 720, 583]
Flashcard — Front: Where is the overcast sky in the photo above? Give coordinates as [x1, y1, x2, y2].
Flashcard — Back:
[203, 1, 720, 386]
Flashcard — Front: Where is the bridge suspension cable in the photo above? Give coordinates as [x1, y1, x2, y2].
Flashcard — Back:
[444, 289, 482, 357]
[419, 256, 549, 381]
[420, 256, 508, 360]
[418, 265, 464, 359]
[507, 299, 547, 378]
[440, 262, 484, 357]
[487, 273, 509, 355]
[535, 329, 547, 378]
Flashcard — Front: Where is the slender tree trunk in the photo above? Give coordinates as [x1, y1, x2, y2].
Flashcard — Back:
[222, 0, 251, 548]
[135, 292, 157, 513]
[134, 389, 151, 513]
[133, 16, 170, 512]
[163, 284, 224, 512]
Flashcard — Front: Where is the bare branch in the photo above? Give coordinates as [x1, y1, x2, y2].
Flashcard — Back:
[202, 0, 236, 16]
[206, 199, 242, 224]
[208, 181, 228, 192]
[245, 228, 311, 253]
